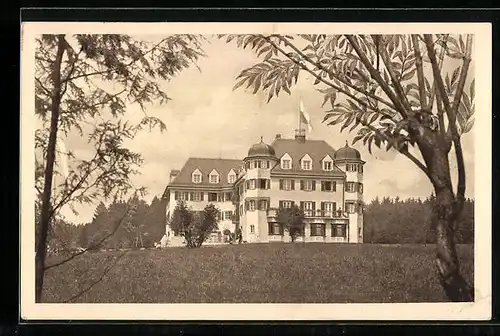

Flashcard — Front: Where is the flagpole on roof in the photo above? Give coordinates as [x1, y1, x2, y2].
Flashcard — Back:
[298, 96, 302, 132]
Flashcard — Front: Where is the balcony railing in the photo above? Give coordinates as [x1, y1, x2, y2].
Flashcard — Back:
[303, 210, 347, 218]
[267, 208, 348, 218]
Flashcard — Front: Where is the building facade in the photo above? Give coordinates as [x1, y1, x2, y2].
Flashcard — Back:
[162, 129, 365, 244]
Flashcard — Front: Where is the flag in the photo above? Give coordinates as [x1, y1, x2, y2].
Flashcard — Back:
[299, 99, 313, 133]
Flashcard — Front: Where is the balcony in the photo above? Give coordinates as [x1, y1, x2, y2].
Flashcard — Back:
[267, 208, 348, 219]
[304, 209, 348, 218]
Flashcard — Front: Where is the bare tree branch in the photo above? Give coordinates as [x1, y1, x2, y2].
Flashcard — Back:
[364, 123, 430, 178]
[371, 35, 412, 114]
[35, 77, 52, 96]
[274, 34, 397, 111]
[61, 250, 128, 303]
[423, 35, 455, 128]
[62, 37, 169, 84]
[44, 203, 133, 271]
[411, 34, 428, 109]
[428, 34, 449, 113]
[261, 36, 397, 122]
[345, 35, 408, 119]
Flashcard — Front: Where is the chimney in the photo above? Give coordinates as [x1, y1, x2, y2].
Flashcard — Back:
[169, 169, 180, 183]
[294, 129, 306, 143]
[275, 133, 281, 140]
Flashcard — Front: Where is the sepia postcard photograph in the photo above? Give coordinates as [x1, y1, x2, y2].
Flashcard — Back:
[20, 21, 492, 321]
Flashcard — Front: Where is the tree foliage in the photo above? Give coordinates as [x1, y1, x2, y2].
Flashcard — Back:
[169, 201, 220, 248]
[276, 205, 306, 242]
[222, 33, 475, 302]
[35, 34, 205, 224]
[221, 34, 474, 155]
[34, 33, 205, 302]
[364, 196, 474, 244]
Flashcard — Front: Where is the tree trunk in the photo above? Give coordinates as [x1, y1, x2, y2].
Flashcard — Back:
[35, 35, 66, 303]
[434, 186, 473, 301]
[420, 139, 473, 302]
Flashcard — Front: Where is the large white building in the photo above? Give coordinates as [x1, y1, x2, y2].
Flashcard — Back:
[162, 128, 365, 244]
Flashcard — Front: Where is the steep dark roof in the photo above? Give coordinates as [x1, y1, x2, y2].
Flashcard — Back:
[168, 157, 242, 188]
[335, 141, 362, 160]
[271, 138, 345, 177]
[247, 139, 276, 158]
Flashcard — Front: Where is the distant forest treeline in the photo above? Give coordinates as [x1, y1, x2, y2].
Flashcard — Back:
[47, 195, 474, 251]
[363, 195, 474, 244]
[48, 196, 167, 251]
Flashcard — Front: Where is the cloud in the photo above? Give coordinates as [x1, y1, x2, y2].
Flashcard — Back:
[55, 35, 476, 224]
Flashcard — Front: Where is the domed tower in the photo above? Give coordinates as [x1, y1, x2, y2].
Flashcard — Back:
[240, 137, 278, 243]
[334, 141, 365, 243]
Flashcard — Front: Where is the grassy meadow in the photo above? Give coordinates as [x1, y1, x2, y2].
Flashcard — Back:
[42, 243, 474, 303]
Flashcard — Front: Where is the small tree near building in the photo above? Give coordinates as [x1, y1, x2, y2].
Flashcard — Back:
[276, 205, 305, 242]
[169, 201, 220, 248]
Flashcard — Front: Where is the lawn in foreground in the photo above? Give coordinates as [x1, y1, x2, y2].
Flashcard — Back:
[43, 243, 474, 303]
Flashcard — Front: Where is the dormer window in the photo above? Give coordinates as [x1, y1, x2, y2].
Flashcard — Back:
[228, 169, 236, 184]
[209, 169, 220, 184]
[280, 153, 292, 170]
[192, 169, 202, 184]
[301, 154, 313, 170]
[322, 155, 334, 171]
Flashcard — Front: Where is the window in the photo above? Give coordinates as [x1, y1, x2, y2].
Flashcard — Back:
[345, 202, 357, 213]
[332, 224, 346, 238]
[240, 204, 243, 215]
[303, 201, 315, 211]
[192, 174, 202, 183]
[224, 211, 233, 221]
[249, 179, 256, 190]
[249, 200, 256, 211]
[258, 199, 268, 211]
[176, 192, 188, 201]
[346, 182, 357, 193]
[259, 179, 269, 189]
[192, 192, 203, 202]
[225, 192, 232, 202]
[269, 223, 282, 235]
[282, 159, 291, 169]
[310, 224, 326, 236]
[210, 174, 219, 183]
[321, 181, 336, 192]
[280, 179, 294, 191]
[228, 174, 236, 184]
[359, 165, 363, 173]
[346, 164, 358, 172]
[250, 225, 255, 233]
[256, 160, 268, 169]
[322, 202, 335, 213]
[279, 200, 293, 209]
[217, 193, 224, 202]
[359, 183, 364, 194]
[301, 180, 315, 191]
[358, 227, 362, 237]
[208, 192, 218, 202]
[302, 160, 311, 170]
[323, 161, 332, 171]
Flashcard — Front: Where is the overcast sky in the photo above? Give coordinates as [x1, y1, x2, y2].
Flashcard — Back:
[55, 35, 475, 224]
